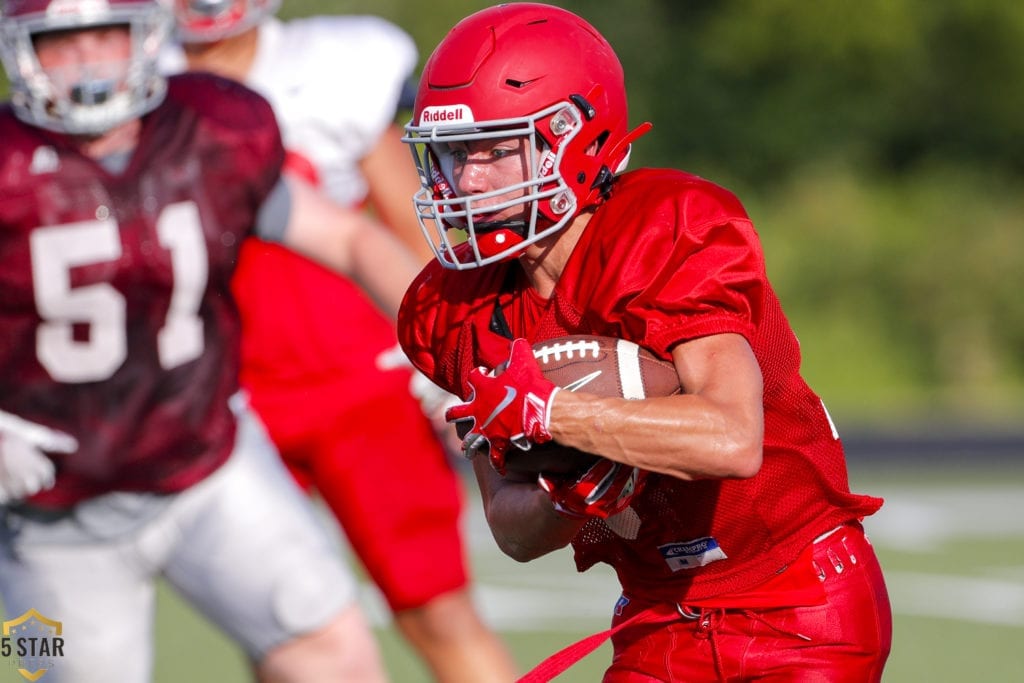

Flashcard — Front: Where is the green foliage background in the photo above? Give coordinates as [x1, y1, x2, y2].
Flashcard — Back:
[341, 0, 1024, 427]
[5, 0, 1022, 426]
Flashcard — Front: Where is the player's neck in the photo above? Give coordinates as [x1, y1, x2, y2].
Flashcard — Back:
[183, 28, 259, 82]
[76, 118, 142, 161]
[519, 212, 592, 298]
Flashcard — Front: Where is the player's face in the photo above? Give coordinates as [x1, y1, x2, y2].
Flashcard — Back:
[448, 136, 534, 223]
[33, 26, 133, 103]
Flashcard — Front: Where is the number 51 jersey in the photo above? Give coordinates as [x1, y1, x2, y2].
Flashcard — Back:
[0, 72, 285, 509]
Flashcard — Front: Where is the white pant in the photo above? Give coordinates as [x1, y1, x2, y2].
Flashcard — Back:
[0, 408, 356, 683]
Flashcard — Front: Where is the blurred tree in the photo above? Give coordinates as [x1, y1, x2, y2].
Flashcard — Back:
[545, 0, 1024, 420]
[556, 0, 1024, 186]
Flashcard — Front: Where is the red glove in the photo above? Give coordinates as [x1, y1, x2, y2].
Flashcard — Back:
[538, 459, 647, 519]
[446, 338, 560, 474]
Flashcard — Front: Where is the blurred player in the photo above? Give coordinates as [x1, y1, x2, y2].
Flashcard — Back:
[399, 4, 893, 681]
[161, 2, 517, 681]
[0, 0, 428, 680]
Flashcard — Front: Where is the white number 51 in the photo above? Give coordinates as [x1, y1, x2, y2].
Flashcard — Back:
[29, 201, 208, 383]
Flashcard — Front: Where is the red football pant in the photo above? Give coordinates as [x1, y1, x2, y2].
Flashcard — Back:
[605, 525, 892, 682]
[231, 242, 469, 613]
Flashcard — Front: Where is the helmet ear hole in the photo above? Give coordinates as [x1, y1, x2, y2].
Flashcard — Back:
[574, 131, 609, 187]
[587, 131, 610, 157]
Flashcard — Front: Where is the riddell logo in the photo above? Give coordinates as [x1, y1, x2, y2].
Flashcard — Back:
[419, 105, 474, 124]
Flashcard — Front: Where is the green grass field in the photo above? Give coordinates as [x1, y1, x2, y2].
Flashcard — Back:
[5, 459, 1024, 682]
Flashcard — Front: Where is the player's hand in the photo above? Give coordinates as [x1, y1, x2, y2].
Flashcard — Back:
[537, 459, 647, 519]
[0, 411, 78, 505]
[445, 338, 560, 474]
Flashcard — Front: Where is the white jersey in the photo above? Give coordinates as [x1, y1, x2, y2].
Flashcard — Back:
[162, 15, 417, 206]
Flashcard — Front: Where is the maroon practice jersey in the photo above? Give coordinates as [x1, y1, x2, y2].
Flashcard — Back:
[399, 168, 883, 602]
[0, 72, 284, 508]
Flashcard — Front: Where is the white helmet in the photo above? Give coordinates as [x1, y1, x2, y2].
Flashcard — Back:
[0, 0, 171, 135]
[172, 0, 279, 43]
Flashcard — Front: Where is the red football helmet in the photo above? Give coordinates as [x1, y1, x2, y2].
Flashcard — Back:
[0, 0, 171, 135]
[402, 3, 651, 270]
[172, 0, 279, 43]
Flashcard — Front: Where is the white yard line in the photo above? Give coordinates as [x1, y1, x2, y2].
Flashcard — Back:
[358, 569, 1024, 631]
[882, 572, 1024, 626]
[862, 484, 1024, 551]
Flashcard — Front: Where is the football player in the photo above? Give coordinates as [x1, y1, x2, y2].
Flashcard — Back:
[161, 2, 517, 682]
[0, 0, 423, 680]
[398, 4, 893, 681]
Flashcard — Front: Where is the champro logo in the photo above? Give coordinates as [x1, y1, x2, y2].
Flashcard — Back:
[2, 609, 64, 681]
[419, 104, 475, 125]
[658, 536, 728, 571]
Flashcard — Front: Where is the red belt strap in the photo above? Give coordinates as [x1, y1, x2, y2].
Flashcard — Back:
[516, 605, 678, 682]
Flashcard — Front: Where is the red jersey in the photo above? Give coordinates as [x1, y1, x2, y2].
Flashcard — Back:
[0, 73, 284, 509]
[399, 168, 882, 602]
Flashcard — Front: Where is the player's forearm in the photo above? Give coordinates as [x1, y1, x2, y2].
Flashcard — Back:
[549, 333, 765, 481]
[359, 125, 435, 265]
[474, 459, 582, 562]
[549, 391, 764, 481]
[346, 220, 423, 320]
[280, 177, 422, 319]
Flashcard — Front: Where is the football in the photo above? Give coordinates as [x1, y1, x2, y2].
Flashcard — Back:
[503, 335, 682, 476]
